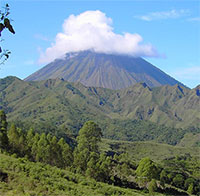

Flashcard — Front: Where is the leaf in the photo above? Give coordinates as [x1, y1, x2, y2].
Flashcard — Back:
[1, 14, 4, 20]
[4, 18, 15, 34]
[4, 18, 10, 28]
[0, 23, 4, 33]
[8, 24, 15, 34]
[5, 54, 9, 59]
[5, 12, 10, 17]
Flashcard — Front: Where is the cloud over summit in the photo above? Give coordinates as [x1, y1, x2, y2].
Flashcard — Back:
[39, 10, 158, 64]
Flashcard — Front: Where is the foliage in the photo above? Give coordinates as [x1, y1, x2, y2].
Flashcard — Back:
[0, 112, 199, 195]
[0, 153, 148, 196]
[0, 4, 15, 64]
[100, 138, 200, 162]
[0, 110, 8, 150]
[136, 157, 159, 186]
[160, 155, 200, 194]
[73, 121, 111, 182]
[0, 77, 200, 146]
[6, 122, 73, 169]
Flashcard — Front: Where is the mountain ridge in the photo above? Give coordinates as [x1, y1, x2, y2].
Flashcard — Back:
[0, 77, 199, 138]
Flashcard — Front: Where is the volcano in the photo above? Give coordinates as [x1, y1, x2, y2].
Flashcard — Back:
[25, 50, 182, 89]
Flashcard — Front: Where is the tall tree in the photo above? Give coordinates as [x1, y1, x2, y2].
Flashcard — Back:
[95, 153, 111, 182]
[8, 124, 27, 156]
[57, 138, 73, 168]
[26, 128, 35, 157]
[7, 123, 18, 151]
[85, 152, 99, 179]
[48, 135, 59, 166]
[35, 133, 50, 164]
[0, 110, 8, 150]
[73, 121, 102, 173]
[31, 133, 40, 161]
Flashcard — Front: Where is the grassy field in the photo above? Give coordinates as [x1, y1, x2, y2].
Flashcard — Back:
[100, 139, 200, 162]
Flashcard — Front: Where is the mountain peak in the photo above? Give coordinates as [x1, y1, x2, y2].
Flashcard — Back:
[25, 50, 182, 90]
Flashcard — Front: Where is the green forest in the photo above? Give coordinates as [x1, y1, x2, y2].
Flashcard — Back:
[0, 110, 200, 195]
[0, 3, 200, 196]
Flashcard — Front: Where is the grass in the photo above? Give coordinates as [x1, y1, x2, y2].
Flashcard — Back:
[0, 152, 163, 196]
[100, 139, 200, 163]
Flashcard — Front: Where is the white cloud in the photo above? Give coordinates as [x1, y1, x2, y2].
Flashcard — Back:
[187, 17, 200, 22]
[135, 9, 190, 21]
[39, 10, 158, 64]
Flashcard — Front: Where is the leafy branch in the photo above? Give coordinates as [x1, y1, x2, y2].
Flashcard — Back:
[0, 4, 15, 64]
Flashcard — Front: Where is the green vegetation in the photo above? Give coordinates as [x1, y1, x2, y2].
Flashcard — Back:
[136, 157, 159, 185]
[0, 4, 199, 196]
[0, 111, 199, 195]
[0, 153, 148, 196]
[100, 139, 200, 162]
[0, 76, 200, 146]
[0, 110, 8, 149]
[177, 133, 200, 147]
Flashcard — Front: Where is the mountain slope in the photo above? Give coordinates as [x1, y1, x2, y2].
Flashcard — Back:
[0, 76, 200, 145]
[0, 153, 148, 196]
[25, 50, 182, 89]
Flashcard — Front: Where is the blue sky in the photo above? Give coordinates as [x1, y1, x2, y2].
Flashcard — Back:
[0, 0, 199, 88]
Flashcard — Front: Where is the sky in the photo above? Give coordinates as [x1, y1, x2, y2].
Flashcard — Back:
[0, 0, 199, 88]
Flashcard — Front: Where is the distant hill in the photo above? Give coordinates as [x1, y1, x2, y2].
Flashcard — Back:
[25, 50, 183, 89]
[0, 76, 199, 145]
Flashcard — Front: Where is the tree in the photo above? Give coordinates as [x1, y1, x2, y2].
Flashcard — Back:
[7, 123, 18, 150]
[73, 121, 102, 173]
[57, 138, 73, 168]
[136, 157, 159, 186]
[85, 152, 99, 179]
[17, 128, 26, 156]
[31, 133, 40, 160]
[0, 110, 8, 150]
[26, 128, 35, 158]
[0, 4, 15, 64]
[77, 121, 102, 153]
[8, 124, 26, 156]
[48, 135, 59, 166]
[35, 133, 50, 164]
[96, 154, 111, 182]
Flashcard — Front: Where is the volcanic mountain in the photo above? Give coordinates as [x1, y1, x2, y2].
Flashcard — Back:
[25, 50, 182, 89]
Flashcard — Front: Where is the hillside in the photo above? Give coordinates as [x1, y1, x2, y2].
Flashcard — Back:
[25, 50, 182, 89]
[0, 153, 150, 196]
[100, 139, 200, 163]
[0, 76, 200, 145]
[0, 120, 199, 196]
